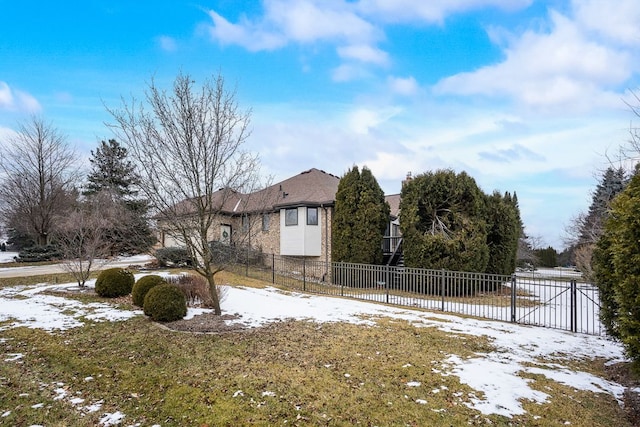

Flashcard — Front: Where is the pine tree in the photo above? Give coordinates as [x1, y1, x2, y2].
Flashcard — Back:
[580, 166, 626, 244]
[332, 166, 389, 264]
[84, 139, 139, 197]
[84, 139, 155, 254]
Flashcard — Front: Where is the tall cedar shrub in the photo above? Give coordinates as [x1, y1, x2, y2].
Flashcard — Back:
[332, 166, 360, 263]
[484, 191, 520, 275]
[399, 170, 489, 272]
[143, 283, 187, 322]
[132, 275, 166, 307]
[332, 166, 389, 264]
[594, 171, 640, 365]
[95, 267, 135, 298]
[592, 232, 619, 338]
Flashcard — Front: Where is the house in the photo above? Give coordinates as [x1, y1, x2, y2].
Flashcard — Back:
[157, 168, 340, 263]
[156, 167, 405, 265]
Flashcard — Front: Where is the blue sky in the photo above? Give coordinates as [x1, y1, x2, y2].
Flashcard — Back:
[2, 0, 640, 250]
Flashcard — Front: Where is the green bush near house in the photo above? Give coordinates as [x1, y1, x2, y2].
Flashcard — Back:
[155, 247, 192, 267]
[95, 268, 135, 298]
[132, 275, 166, 307]
[143, 283, 187, 322]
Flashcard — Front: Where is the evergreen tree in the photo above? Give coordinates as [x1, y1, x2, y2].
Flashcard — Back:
[332, 167, 360, 263]
[332, 166, 389, 264]
[580, 166, 626, 244]
[84, 139, 139, 197]
[592, 232, 619, 338]
[399, 169, 489, 272]
[485, 191, 520, 275]
[533, 246, 558, 267]
[593, 172, 640, 364]
[84, 139, 155, 254]
[352, 167, 390, 264]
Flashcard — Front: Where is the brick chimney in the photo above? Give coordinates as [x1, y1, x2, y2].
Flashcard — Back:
[402, 171, 413, 188]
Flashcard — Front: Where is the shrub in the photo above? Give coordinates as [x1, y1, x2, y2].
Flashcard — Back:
[166, 274, 217, 307]
[155, 247, 192, 267]
[143, 283, 187, 321]
[95, 268, 135, 298]
[132, 275, 166, 307]
[16, 245, 62, 262]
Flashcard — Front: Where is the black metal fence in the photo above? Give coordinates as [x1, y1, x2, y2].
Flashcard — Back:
[229, 254, 603, 336]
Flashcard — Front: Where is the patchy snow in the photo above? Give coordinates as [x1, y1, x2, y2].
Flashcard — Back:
[0, 280, 629, 421]
[0, 282, 141, 331]
[0, 251, 18, 263]
[99, 411, 125, 426]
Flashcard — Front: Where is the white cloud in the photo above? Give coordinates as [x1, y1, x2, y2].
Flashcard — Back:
[388, 76, 419, 96]
[206, 0, 379, 50]
[434, 9, 635, 111]
[331, 64, 371, 82]
[357, 0, 532, 24]
[206, 10, 286, 51]
[267, 0, 378, 44]
[0, 125, 19, 142]
[0, 82, 12, 108]
[157, 35, 178, 52]
[0, 81, 41, 113]
[337, 44, 389, 65]
[573, 0, 640, 46]
[348, 106, 401, 134]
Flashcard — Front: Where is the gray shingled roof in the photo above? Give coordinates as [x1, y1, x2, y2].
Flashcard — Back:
[385, 193, 401, 219]
[160, 168, 402, 219]
[244, 168, 340, 212]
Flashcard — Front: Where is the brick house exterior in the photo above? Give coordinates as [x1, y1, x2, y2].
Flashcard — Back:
[157, 168, 340, 263]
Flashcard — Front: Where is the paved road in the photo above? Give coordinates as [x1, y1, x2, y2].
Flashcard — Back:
[0, 256, 154, 278]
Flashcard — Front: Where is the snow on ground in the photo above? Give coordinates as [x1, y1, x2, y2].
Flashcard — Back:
[0, 251, 18, 263]
[0, 276, 630, 422]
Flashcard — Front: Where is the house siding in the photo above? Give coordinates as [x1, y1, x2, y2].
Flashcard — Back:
[280, 207, 322, 256]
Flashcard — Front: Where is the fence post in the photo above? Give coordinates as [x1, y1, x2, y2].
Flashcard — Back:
[385, 266, 390, 304]
[511, 275, 517, 323]
[440, 269, 445, 311]
[571, 279, 577, 333]
[340, 263, 344, 297]
[272, 253, 275, 284]
[303, 258, 306, 292]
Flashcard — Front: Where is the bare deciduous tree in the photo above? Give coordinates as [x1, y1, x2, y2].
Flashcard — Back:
[0, 116, 79, 246]
[107, 72, 262, 315]
[54, 191, 122, 287]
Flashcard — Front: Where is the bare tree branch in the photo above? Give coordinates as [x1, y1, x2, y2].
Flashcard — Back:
[0, 116, 79, 246]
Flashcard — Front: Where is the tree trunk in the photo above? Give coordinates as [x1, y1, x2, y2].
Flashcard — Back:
[206, 274, 222, 315]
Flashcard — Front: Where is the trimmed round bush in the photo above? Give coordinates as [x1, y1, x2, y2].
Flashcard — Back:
[132, 275, 166, 307]
[143, 284, 187, 322]
[95, 268, 135, 298]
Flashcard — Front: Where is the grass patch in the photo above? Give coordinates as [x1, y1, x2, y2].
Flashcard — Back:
[0, 313, 631, 426]
[0, 268, 629, 426]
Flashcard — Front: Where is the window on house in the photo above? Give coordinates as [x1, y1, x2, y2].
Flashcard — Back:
[242, 214, 249, 232]
[307, 207, 318, 225]
[285, 208, 298, 226]
[262, 214, 270, 231]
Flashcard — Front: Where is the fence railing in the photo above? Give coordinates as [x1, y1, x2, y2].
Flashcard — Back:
[229, 254, 603, 336]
